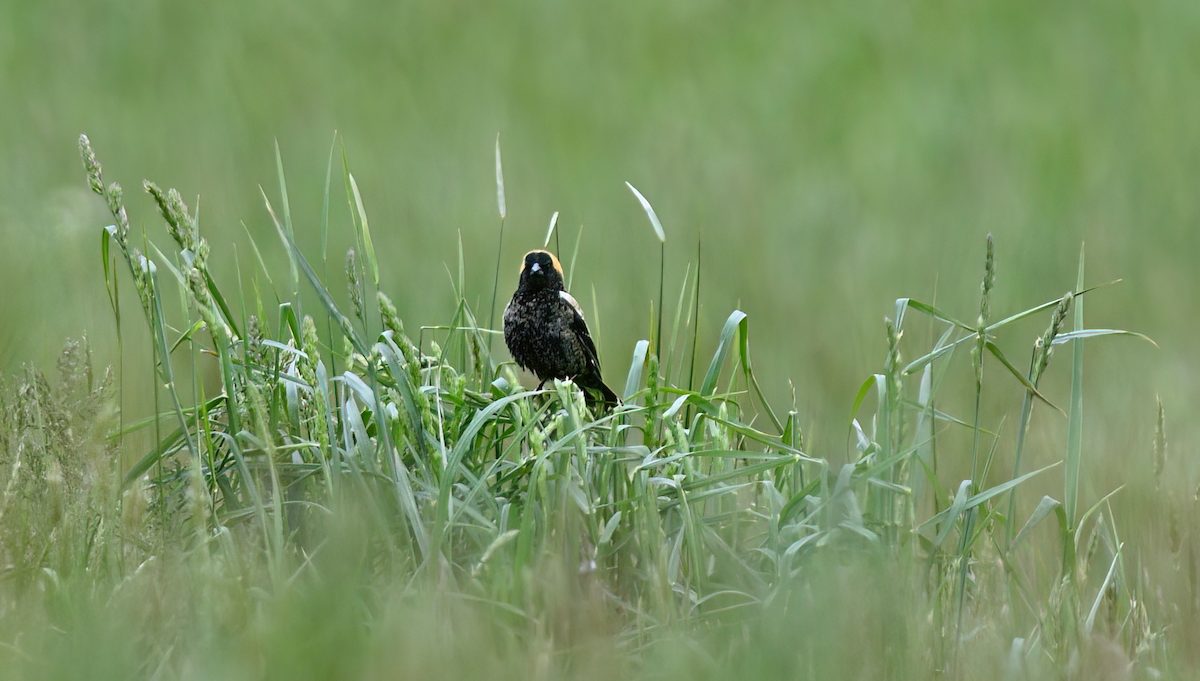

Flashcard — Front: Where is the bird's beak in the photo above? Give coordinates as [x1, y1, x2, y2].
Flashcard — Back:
[530, 262, 542, 273]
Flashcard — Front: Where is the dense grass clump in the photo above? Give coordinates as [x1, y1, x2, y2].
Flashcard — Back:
[0, 136, 1171, 680]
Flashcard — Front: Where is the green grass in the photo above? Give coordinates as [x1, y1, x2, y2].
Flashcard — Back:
[3, 1, 1197, 444]
[0, 138, 1174, 679]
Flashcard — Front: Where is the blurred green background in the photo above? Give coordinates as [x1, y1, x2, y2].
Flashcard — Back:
[1, 0, 1195, 472]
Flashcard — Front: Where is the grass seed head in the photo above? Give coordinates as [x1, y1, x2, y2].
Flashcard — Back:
[105, 182, 122, 216]
[299, 315, 321, 387]
[1033, 292, 1073, 383]
[246, 314, 267, 371]
[79, 136, 131, 244]
[979, 233, 996, 327]
[78, 134, 104, 196]
[1154, 398, 1167, 480]
[144, 181, 197, 253]
[346, 248, 364, 323]
[378, 291, 402, 336]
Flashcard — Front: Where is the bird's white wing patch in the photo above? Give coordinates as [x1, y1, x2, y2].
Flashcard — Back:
[559, 290, 585, 319]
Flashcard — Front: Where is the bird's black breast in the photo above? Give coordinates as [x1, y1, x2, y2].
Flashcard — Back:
[504, 289, 589, 381]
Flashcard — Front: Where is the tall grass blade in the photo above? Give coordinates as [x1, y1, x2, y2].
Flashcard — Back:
[985, 341, 1064, 415]
[321, 131, 337, 263]
[624, 182, 665, 242]
[273, 139, 300, 295]
[700, 311, 746, 397]
[543, 211, 559, 249]
[1009, 495, 1062, 551]
[495, 133, 506, 220]
[738, 313, 782, 433]
[688, 233, 701, 394]
[347, 173, 379, 287]
[1065, 244, 1085, 528]
[487, 134, 509, 349]
[566, 222, 584, 292]
[624, 340, 649, 401]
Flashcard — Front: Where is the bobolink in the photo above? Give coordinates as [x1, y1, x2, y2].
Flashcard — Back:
[504, 250, 619, 408]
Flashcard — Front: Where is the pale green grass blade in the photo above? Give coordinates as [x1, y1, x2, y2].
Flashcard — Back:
[121, 424, 186, 487]
[204, 269, 242, 339]
[487, 136, 509, 347]
[849, 374, 878, 424]
[377, 342, 427, 462]
[1065, 244, 1085, 528]
[273, 139, 293, 239]
[902, 283, 1113, 376]
[1009, 496, 1061, 552]
[737, 313, 782, 433]
[566, 222, 583, 292]
[1074, 486, 1125, 551]
[273, 140, 299, 293]
[495, 133, 506, 219]
[700, 310, 746, 397]
[431, 391, 537, 553]
[689, 406, 811, 459]
[598, 511, 622, 545]
[625, 182, 665, 242]
[590, 284, 604, 358]
[778, 476, 822, 527]
[985, 282, 1111, 331]
[921, 462, 1061, 532]
[1005, 343, 1039, 545]
[1050, 328, 1156, 346]
[241, 221, 280, 304]
[260, 188, 300, 301]
[678, 456, 800, 492]
[169, 319, 206, 355]
[321, 131, 337, 262]
[688, 233, 702, 394]
[542, 211, 559, 249]
[348, 173, 379, 286]
[898, 298, 973, 332]
[663, 265, 691, 382]
[1084, 544, 1122, 634]
[985, 341, 1064, 416]
[266, 191, 366, 354]
[457, 230, 465, 303]
[624, 339, 649, 401]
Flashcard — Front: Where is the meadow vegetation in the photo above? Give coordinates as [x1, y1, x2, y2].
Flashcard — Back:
[0, 136, 1175, 679]
[1, 4, 1197, 677]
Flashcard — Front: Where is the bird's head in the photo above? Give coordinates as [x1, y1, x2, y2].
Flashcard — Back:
[518, 250, 565, 291]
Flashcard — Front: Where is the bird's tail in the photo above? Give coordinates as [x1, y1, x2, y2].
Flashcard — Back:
[577, 372, 619, 410]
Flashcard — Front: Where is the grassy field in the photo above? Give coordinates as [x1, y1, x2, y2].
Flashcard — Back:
[1, 1, 1198, 678]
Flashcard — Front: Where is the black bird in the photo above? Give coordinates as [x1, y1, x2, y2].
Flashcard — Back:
[504, 250, 619, 408]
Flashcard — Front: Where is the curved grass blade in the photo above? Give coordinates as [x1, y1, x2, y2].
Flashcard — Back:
[1050, 329, 1156, 347]
[736, 312, 782, 433]
[624, 339, 649, 401]
[700, 310, 746, 397]
[985, 341, 1064, 416]
[543, 211, 559, 249]
[321, 131, 337, 262]
[625, 182, 665, 242]
[1009, 495, 1062, 552]
[921, 462, 1061, 533]
[273, 140, 300, 294]
[899, 298, 973, 332]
